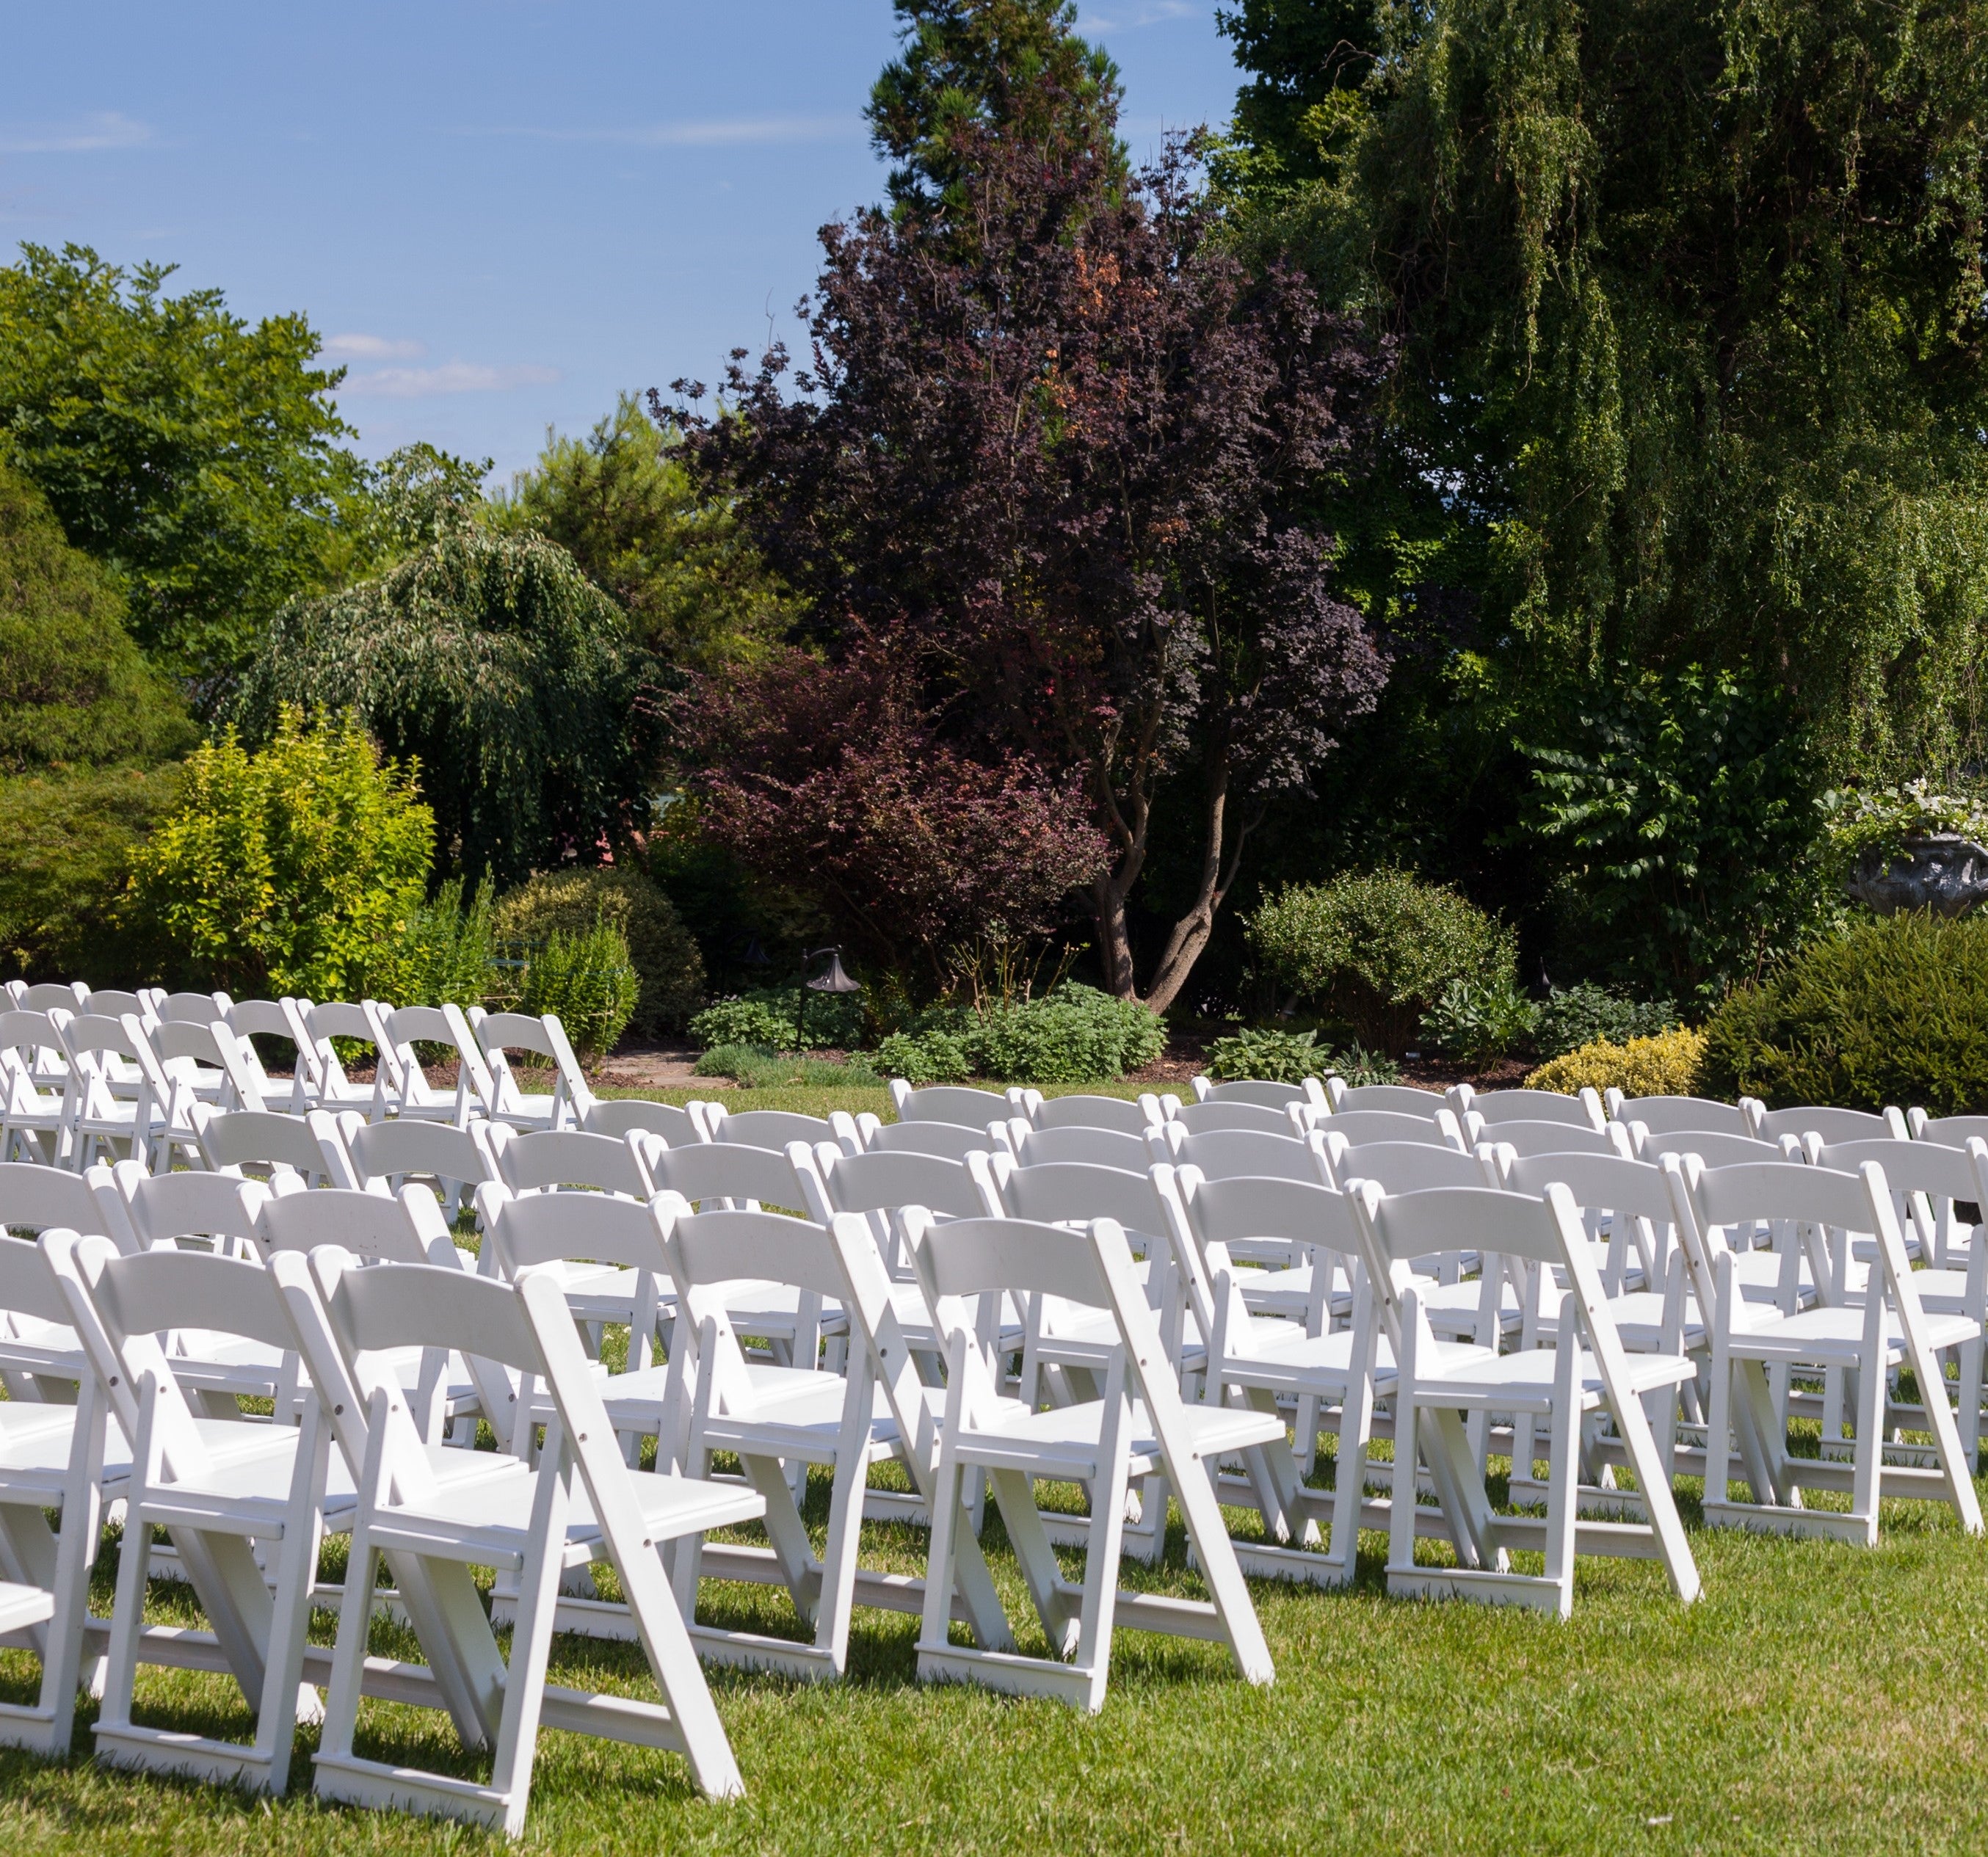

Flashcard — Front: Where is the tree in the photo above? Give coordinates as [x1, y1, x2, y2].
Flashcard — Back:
[678, 636, 1110, 982]
[868, 0, 1125, 213]
[231, 519, 663, 889]
[0, 460, 193, 774]
[1219, 0, 1988, 775]
[675, 128, 1389, 1010]
[494, 395, 791, 669]
[0, 243, 366, 692]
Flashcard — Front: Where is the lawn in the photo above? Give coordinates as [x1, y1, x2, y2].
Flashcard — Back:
[3, 1078, 1982, 1856]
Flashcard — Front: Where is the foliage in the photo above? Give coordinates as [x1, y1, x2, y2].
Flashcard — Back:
[371, 875, 498, 1011]
[1420, 975, 1538, 1067]
[1219, 0, 1988, 774]
[1699, 915, 1988, 1115]
[1533, 982, 1680, 1061]
[873, 1028, 975, 1086]
[1520, 666, 1835, 1002]
[1526, 1028, 1708, 1099]
[1204, 1025, 1324, 1084]
[965, 983, 1164, 1083]
[0, 462, 194, 773]
[0, 763, 184, 983]
[232, 525, 662, 887]
[494, 865, 705, 1037]
[1249, 870, 1515, 1052]
[694, 1044, 881, 1089]
[867, 0, 1126, 214]
[680, 639, 1109, 981]
[1327, 1042, 1402, 1089]
[689, 995, 800, 1053]
[674, 123, 1389, 1011]
[1822, 779, 1988, 879]
[0, 242, 364, 690]
[516, 916, 639, 1061]
[123, 709, 432, 998]
[493, 396, 794, 669]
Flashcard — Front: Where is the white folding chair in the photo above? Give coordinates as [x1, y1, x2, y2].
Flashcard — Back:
[1752, 1104, 1906, 1144]
[342, 1113, 496, 1218]
[1607, 1092, 1758, 1136]
[59, 1013, 189, 1172]
[1158, 1125, 1332, 1184]
[1167, 1099, 1310, 1138]
[374, 1003, 494, 1126]
[1475, 1119, 1630, 1159]
[304, 1251, 764, 1825]
[156, 991, 230, 1025]
[0, 1009, 74, 1164]
[291, 1000, 398, 1117]
[584, 1097, 704, 1146]
[703, 1102, 862, 1156]
[1321, 1105, 1468, 1150]
[855, 1116, 1013, 1162]
[222, 999, 316, 1116]
[1666, 1152, 1984, 1544]
[468, 1009, 589, 1131]
[910, 1213, 1278, 1709]
[193, 1104, 358, 1189]
[1190, 1076, 1329, 1113]
[1326, 1081, 1448, 1114]
[1451, 1085, 1605, 1130]
[151, 1017, 266, 1113]
[888, 1081, 1026, 1127]
[1347, 1180, 1701, 1615]
[1035, 1092, 1166, 1133]
[1009, 1123, 1157, 1171]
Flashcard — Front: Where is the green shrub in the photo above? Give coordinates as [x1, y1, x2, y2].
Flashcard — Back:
[372, 875, 498, 1009]
[494, 866, 704, 1036]
[124, 708, 432, 998]
[518, 915, 638, 1059]
[1249, 871, 1515, 1053]
[1331, 1043, 1404, 1089]
[1420, 975, 1539, 1066]
[1699, 915, 1988, 1113]
[966, 984, 1164, 1085]
[873, 1028, 973, 1086]
[0, 763, 185, 983]
[692, 1040, 778, 1082]
[1533, 983, 1681, 1060]
[694, 1043, 883, 1089]
[690, 995, 800, 1052]
[1527, 1028, 1709, 1099]
[1205, 1027, 1325, 1084]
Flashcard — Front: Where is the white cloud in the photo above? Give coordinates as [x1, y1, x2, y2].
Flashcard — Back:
[467, 115, 854, 148]
[1076, 1, 1197, 29]
[340, 361, 561, 399]
[323, 332, 425, 361]
[0, 111, 153, 154]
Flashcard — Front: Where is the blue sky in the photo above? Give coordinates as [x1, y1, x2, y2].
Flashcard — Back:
[1, 2, 1247, 483]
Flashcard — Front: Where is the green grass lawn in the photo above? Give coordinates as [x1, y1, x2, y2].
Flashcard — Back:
[2, 1078, 1981, 1855]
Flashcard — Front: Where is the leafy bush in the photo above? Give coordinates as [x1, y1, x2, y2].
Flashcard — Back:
[1331, 1043, 1404, 1089]
[1823, 778, 1988, 872]
[692, 1040, 778, 1082]
[1205, 1027, 1326, 1084]
[0, 763, 185, 982]
[690, 995, 799, 1053]
[1420, 975, 1539, 1066]
[965, 984, 1164, 1084]
[1249, 871, 1515, 1052]
[1533, 983, 1681, 1061]
[495, 866, 704, 1036]
[694, 1043, 883, 1089]
[1526, 1028, 1708, 1099]
[372, 875, 497, 1010]
[1699, 915, 1988, 1113]
[124, 709, 432, 998]
[873, 1028, 973, 1086]
[517, 915, 638, 1059]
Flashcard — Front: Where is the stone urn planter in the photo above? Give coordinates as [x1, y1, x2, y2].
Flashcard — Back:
[1849, 833, 1988, 917]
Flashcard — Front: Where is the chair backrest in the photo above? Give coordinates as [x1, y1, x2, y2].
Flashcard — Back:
[1813, 1135, 1980, 1204]
[1500, 1149, 1675, 1224]
[1324, 1139, 1495, 1194]
[1456, 1087, 1603, 1130]
[81, 991, 148, 1022]
[914, 1212, 1117, 1310]
[15, 984, 84, 1014]
[1328, 1082, 1448, 1115]
[1608, 1093, 1750, 1136]
[1474, 1119, 1628, 1160]
[1190, 1077, 1326, 1111]
[1320, 1106, 1465, 1150]
[705, 1105, 856, 1155]
[1755, 1104, 1905, 1144]
[0, 1160, 126, 1242]
[647, 1137, 830, 1220]
[1682, 1155, 1877, 1240]
[195, 1105, 346, 1182]
[225, 997, 299, 1042]
[379, 1003, 496, 1117]
[994, 1158, 1172, 1240]
[319, 1252, 545, 1377]
[0, 1008, 68, 1058]
[1180, 1169, 1360, 1258]
[151, 1017, 264, 1110]
[344, 1115, 495, 1194]
[818, 1145, 1000, 1221]
[1166, 1127, 1328, 1184]
[493, 1127, 653, 1199]
[1167, 1100, 1302, 1138]
[584, 1097, 703, 1146]
[1010, 1124, 1156, 1171]
[0, 1229, 81, 1328]
[859, 1117, 1006, 1162]
[472, 1009, 590, 1122]
[59, 1011, 148, 1064]
[256, 1182, 455, 1265]
[1352, 1182, 1569, 1281]
[1032, 1093, 1158, 1135]
[888, 1082, 1018, 1127]
[664, 1205, 849, 1302]
[1910, 1111, 1988, 1149]
[122, 1166, 268, 1250]
[486, 1187, 666, 1275]
[158, 991, 229, 1025]
[1634, 1127, 1779, 1169]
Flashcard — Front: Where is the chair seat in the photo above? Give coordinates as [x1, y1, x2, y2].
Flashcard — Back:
[1216, 1323, 1397, 1395]
[1410, 1342, 1695, 1414]
[1532, 1286, 1708, 1352]
[1729, 1303, 1979, 1365]
[1418, 1276, 1522, 1339]
[950, 1396, 1284, 1483]
[366, 1464, 767, 1570]
[1233, 1262, 1352, 1323]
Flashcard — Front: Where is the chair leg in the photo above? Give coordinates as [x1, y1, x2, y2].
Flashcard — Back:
[1542, 1384, 1580, 1620]
[485, 1459, 573, 1837]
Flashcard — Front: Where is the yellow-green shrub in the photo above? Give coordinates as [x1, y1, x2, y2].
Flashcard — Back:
[1525, 1026, 1708, 1098]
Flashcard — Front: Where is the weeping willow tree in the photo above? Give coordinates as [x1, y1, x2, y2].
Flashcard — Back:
[1221, 0, 1988, 774]
[232, 523, 662, 886]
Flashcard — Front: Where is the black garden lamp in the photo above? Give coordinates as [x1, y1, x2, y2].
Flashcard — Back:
[799, 945, 860, 1047]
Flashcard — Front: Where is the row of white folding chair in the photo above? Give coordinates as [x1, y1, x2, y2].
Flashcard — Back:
[0, 1009, 200, 1173]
